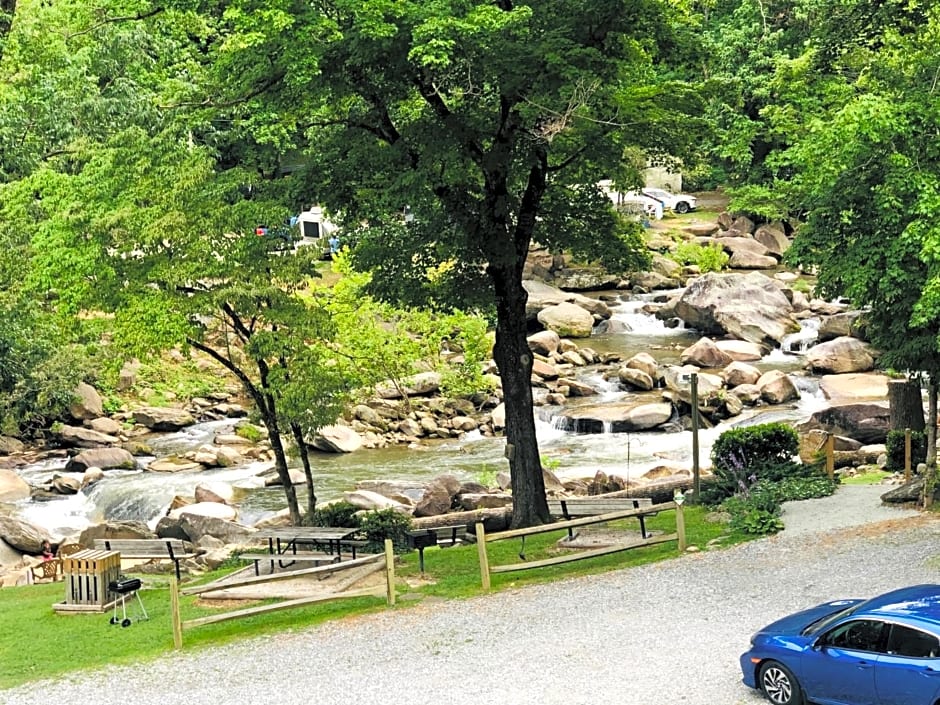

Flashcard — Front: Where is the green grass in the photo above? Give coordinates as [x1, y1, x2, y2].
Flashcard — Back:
[0, 507, 747, 690]
[840, 470, 892, 486]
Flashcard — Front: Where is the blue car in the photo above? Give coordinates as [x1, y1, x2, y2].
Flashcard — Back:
[741, 584, 940, 705]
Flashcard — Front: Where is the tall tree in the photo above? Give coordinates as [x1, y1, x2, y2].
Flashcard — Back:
[184, 0, 701, 527]
[787, 1, 940, 469]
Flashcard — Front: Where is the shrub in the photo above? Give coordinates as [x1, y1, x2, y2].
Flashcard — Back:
[357, 508, 413, 554]
[722, 494, 785, 535]
[670, 241, 729, 273]
[306, 500, 361, 528]
[885, 429, 927, 471]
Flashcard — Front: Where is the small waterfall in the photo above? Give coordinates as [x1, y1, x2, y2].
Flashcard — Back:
[605, 299, 689, 336]
[781, 318, 820, 354]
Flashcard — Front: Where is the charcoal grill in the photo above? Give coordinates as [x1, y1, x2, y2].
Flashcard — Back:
[108, 577, 149, 627]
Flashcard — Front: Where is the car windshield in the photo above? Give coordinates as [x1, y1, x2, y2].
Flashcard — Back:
[801, 600, 872, 636]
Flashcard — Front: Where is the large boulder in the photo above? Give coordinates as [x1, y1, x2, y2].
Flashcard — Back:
[194, 481, 235, 505]
[344, 489, 410, 512]
[527, 330, 562, 356]
[818, 311, 867, 342]
[147, 456, 202, 473]
[0, 436, 25, 455]
[414, 474, 462, 517]
[0, 515, 50, 553]
[310, 425, 363, 453]
[69, 382, 104, 421]
[178, 513, 253, 544]
[78, 520, 154, 546]
[375, 371, 442, 399]
[556, 401, 673, 433]
[132, 407, 196, 431]
[806, 336, 875, 374]
[65, 447, 137, 472]
[674, 272, 800, 348]
[721, 361, 761, 388]
[169, 502, 238, 522]
[753, 223, 790, 257]
[819, 373, 889, 401]
[714, 339, 764, 362]
[624, 352, 659, 380]
[86, 417, 123, 436]
[537, 302, 595, 338]
[618, 367, 654, 391]
[800, 402, 891, 445]
[0, 468, 30, 502]
[680, 337, 733, 369]
[757, 370, 800, 404]
[55, 425, 120, 448]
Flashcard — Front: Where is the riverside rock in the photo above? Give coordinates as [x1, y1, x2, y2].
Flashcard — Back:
[56, 425, 120, 448]
[69, 382, 104, 421]
[0, 469, 30, 502]
[557, 401, 673, 433]
[673, 272, 800, 348]
[65, 447, 136, 472]
[680, 337, 733, 369]
[806, 336, 875, 374]
[537, 302, 595, 338]
[800, 403, 891, 445]
[0, 515, 51, 553]
[133, 407, 197, 431]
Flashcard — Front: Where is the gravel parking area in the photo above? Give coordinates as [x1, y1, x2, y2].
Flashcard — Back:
[1, 486, 934, 705]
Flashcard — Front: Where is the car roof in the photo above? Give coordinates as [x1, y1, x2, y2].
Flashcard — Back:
[858, 584, 940, 626]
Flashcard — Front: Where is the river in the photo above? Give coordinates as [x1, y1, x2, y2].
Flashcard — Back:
[7, 291, 828, 538]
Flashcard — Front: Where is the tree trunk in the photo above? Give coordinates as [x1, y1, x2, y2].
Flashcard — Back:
[256, 395, 301, 525]
[927, 380, 937, 470]
[888, 379, 925, 432]
[291, 422, 317, 518]
[489, 262, 550, 529]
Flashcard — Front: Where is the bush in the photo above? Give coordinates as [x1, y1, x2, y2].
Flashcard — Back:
[357, 508, 413, 554]
[670, 241, 729, 273]
[306, 500, 361, 528]
[722, 494, 785, 535]
[885, 429, 927, 471]
[702, 423, 802, 505]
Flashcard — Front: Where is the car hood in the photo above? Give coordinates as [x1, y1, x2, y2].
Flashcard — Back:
[755, 599, 863, 637]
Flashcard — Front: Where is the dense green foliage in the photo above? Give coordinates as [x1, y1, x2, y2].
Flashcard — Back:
[306, 500, 361, 529]
[704, 422, 835, 535]
[357, 508, 414, 554]
[885, 429, 928, 472]
[669, 240, 729, 273]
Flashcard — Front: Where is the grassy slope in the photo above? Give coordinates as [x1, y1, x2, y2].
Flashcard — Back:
[0, 507, 747, 689]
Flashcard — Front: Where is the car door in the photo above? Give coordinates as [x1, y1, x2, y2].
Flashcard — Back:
[875, 623, 940, 705]
[800, 619, 886, 705]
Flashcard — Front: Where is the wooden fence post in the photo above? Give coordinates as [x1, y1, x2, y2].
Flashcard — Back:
[384, 539, 396, 606]
[905, 428, 912, 482]
[825, 434, 835, 480]
[675, 504, 686, 552]
[170, 577, 183, 650]
[475, 522, 490, 592]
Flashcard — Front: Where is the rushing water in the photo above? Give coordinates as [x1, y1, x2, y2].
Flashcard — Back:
[6, 292, 829, 537]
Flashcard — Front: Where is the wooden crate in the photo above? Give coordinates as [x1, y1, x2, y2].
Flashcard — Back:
[54, 549, 121, 614]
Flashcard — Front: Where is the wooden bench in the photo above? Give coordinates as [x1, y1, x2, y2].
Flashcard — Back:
[547, 497, 656, 539]
[406, 525, 467, 572]
[93, 539, 197, 580]
[239, 551, 339, 576]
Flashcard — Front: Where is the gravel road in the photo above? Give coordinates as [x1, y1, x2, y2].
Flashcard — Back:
[1, 486, 934, 705]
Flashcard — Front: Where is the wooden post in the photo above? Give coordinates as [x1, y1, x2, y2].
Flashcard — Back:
[475, 522, 491, 592]
[384, 539, 396, 606]
[170, 577, 183, 650]
[690, 373, 700, 502]
[905, 428, 912, 482]
[825, 434, 835, 480]
[676, 504, 686, 552]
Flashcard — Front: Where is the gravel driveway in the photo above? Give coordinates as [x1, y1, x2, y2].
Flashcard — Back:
[1, 486, 934, 705]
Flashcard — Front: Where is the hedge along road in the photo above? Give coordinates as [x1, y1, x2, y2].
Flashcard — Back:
[0, 485, 933, 705]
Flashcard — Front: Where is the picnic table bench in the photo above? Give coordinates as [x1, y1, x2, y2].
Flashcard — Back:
[547, 497, 656, 539]
[406, 525, 468, 572]
[93, 538, 196, 580]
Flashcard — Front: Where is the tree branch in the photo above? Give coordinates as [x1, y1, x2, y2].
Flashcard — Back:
[66, 7, 164, 39]
[159, 72, 285, 110]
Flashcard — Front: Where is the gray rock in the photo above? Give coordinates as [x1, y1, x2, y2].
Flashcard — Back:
[0, 514, 50, 553]
[801, 402, 891, 445]
[65, 447, 136, 472]
[806, 336, 875, 374]
[0, 436, 25, 455]
[179, 513, 253, 544]
[537, 302, 595, 338]
[132, 407, 197, 431]
[56, 425, 120, 448]
[0, 468, 30, 502]
[69, 382, 104, 421]
[674, 272, 800, 347]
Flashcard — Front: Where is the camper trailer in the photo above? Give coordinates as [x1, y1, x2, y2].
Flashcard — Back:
[295, 206, 339, 257]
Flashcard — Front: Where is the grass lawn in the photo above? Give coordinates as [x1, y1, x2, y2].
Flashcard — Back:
[0, 506, 747, 690]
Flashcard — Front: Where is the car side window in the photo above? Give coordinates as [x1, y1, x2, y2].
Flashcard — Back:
[823, 619, 886, 652]
[886, 624, 940, 658]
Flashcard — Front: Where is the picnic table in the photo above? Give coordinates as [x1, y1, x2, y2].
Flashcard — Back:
[247, 527, 361, 575]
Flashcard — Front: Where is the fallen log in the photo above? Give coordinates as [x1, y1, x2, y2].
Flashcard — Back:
[411, 506, 512, 532]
